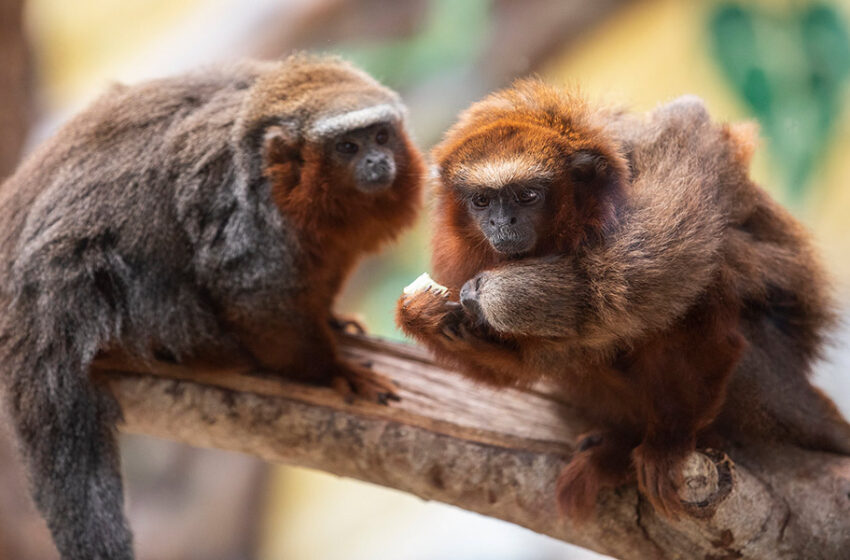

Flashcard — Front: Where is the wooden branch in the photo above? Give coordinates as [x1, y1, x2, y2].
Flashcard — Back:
[94, 334, 850, 560]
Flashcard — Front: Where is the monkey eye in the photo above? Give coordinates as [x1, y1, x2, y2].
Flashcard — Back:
[516, 189, 539, 204]
[471, 193, 490, 208]
[336, 141, 359, 154]
[375, 128, 389, 145]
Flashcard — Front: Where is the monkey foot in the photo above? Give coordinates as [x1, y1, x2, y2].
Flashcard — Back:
[329, 315, 367, 335]
[331, 364, 400, 406]
[557, 451, 604, 522]
[556, 432, 635, 522]
[632, 442, 689, 519]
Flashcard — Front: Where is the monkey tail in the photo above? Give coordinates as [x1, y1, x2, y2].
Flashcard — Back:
[721, 314, 850, 456]
[1, 311, 133, 560]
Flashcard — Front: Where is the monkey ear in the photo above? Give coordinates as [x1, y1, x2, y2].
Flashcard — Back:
[255, 123, 303, 196]
[262, 124, 300, 165]
[563, 149, 627, 243]
[567, 149, 628, 197]
[568, 150, 615, 185]
[237, 120, 302, 188]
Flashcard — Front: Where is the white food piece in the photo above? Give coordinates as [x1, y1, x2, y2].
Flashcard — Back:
[403, 272, 449, 296]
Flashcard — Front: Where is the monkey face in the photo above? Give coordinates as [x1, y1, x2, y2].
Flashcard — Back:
[328, 122, 398, 193]
[461, 183, 547, 256]
[441, 137, 626, 259]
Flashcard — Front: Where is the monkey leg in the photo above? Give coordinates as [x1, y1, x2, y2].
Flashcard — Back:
[233, 317, 398, 404]
[719, 340, 850, 456]
[556, 430, 638, 522]
[628, 305, 747, 519]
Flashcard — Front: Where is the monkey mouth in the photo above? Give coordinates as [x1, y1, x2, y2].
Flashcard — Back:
[489, 236, 534, 256]
[356, 177, 395, 193]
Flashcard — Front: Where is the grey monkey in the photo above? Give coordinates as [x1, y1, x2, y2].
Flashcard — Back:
[0, 54, 424, 559]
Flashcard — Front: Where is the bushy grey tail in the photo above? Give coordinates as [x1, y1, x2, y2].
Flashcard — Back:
[2, 318, 133, 559]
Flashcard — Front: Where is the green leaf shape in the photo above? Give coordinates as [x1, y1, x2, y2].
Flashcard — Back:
[709, 2, 850, 202]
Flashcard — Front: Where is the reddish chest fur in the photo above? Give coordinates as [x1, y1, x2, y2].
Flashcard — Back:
[266, 137, 423, 311]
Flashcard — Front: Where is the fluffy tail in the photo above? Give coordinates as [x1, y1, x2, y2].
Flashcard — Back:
[720, 314, 850, 456]
[2, 321, 133, 559]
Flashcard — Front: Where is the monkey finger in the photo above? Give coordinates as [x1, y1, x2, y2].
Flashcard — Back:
[399, 290, 434, 308]
[332, 364, 401, 405]
[634, 451, 685, 520]
[331, 376, 357, 405]
[427, 287, 450, 300]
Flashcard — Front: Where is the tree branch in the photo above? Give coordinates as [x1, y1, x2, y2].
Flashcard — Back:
[93, 333, 850, 560]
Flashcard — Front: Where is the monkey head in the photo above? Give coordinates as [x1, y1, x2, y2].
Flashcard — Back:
[325, 122, 398, 192]
[234, 55, 423, 231]
[431, 80, 629, 266]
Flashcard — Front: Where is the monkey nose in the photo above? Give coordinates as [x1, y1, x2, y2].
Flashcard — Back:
[358, 157, 396, 191]
[489, 216, 517, 227]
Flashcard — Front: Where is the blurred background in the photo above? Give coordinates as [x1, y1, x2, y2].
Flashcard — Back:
[1, 0, 849, 558]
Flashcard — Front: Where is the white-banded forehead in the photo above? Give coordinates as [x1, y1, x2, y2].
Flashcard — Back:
[454, 153, 553, 189]
[305, 103, 405, 142]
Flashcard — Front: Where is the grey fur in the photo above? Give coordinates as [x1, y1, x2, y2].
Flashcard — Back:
[0, 57, 411, 560]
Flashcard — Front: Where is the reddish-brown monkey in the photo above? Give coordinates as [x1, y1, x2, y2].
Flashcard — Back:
[397, 80, 850, 520]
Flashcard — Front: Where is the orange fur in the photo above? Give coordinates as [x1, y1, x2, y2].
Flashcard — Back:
[430, 81, 628, 290]
[398, 82, 850, 521]
[224, 56, 425, 400]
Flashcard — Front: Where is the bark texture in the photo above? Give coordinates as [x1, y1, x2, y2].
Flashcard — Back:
[94, 333, 850, 560]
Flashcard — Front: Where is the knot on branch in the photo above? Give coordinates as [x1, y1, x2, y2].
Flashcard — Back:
[679, 449, 734, 519]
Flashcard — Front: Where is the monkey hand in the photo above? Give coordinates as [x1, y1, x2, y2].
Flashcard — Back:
[397, 274, 465, 339]
[397, 273, 528, 387]
[398, 276, 509, 356]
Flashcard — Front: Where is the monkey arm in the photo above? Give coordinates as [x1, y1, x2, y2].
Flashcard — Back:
[468, 249, 712, 348]
[396, 290, 532, 387]
[467, 184, 725, 348]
